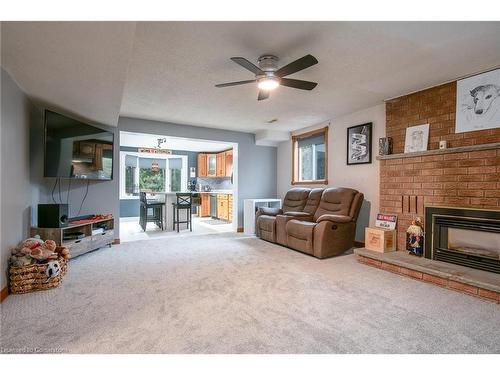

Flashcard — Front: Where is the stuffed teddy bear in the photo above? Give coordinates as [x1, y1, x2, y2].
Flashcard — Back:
[56, 246, 71, 260]
[10, 236, 62, 265]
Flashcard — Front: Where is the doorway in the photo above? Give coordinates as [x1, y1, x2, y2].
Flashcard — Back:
[118, 131, 238, 242]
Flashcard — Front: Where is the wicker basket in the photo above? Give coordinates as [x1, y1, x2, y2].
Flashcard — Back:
[9, 247, 69, 294]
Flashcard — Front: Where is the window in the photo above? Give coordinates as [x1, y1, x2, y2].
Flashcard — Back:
[139, 166, 165, 192]
[120, 152, 188, 199]
[292, 127, 328, 185]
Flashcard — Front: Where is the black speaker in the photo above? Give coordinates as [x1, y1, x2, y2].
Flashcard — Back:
[38, 204, 69, 228]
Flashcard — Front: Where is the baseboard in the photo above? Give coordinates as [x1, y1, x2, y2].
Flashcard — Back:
[354, 241, 365, 248]
[112, 238, 121, 245]
[237, 227, 244, 233]
[1, 286, 8, 303]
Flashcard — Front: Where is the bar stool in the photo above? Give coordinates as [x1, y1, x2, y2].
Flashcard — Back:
[139, 192, 165, 231]
[172, 193, 193, 232]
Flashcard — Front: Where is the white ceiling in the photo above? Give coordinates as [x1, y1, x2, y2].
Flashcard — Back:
[1, 22, 136, 125]
[2, 22, 500, 134]
[120, 131, 232, 152]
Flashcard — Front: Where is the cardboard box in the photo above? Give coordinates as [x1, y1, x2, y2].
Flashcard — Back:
[365, 227, 396, 253]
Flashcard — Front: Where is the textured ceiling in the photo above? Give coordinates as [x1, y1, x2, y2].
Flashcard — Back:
[1, 22, 136, 126]
[2, 22, 500, 133]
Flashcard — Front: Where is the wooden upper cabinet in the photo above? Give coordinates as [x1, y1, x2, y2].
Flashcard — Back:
[197, 153, 207, 177]
[216, 152, 226, 177]
[198, 149, 233, 178]
[207, 154, 217, 177]
[225, 150, 233, 177]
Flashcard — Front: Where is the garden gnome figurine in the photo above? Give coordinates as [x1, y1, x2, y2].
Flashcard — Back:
[407, 217, 424, 256]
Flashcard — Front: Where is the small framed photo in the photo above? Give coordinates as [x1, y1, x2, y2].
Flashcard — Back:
[404, 124, 429, 153]
[347, 122, 372, 165]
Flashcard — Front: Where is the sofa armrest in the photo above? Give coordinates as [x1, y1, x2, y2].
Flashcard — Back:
[258, 207, 283, 216]
[316, 214, 352, 223]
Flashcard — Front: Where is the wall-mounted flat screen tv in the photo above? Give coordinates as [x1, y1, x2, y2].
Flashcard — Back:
[44, 110, 114, 180]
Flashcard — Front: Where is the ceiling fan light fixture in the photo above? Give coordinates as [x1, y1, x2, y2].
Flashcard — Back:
[258, 77, 280, 91]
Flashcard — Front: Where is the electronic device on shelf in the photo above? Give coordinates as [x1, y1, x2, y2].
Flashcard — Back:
[63, 232, 85, 241]
[38, 204, 69, 228]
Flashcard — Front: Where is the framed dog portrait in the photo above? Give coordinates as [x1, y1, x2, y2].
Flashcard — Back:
[347, 123, 372, 165]
[456, 68, 500, 133]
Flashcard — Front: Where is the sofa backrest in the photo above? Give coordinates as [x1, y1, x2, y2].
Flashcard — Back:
[282, 188, 311, 213]
[303, 188, 324, 215]
[313, 187, 363, 221]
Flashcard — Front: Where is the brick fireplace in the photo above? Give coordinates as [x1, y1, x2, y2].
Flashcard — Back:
[380, 82, 500, 251]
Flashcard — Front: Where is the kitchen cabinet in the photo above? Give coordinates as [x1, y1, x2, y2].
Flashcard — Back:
[207, 154, 217, 177]
[225, 150, 233, 177]
[216, 194, 232, 222]
[198, 193, 211, 217]
[73, 141, 112, 171]
[197, 154, 207, 177]
[216, 152, 226, 177]
[197, 149, 233, 178]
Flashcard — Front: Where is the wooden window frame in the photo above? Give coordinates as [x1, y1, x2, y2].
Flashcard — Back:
[291, 126, 328, 185]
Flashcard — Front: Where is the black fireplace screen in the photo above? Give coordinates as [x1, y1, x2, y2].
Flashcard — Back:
[425, 207, 500, 274]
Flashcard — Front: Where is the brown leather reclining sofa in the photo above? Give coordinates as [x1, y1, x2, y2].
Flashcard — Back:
[256, 187, 364, 259]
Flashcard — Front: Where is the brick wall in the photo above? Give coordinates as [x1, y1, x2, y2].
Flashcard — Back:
[382, 82, 500, 251]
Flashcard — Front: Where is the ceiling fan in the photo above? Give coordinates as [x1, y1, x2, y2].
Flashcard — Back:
[215, 54, 318, 100]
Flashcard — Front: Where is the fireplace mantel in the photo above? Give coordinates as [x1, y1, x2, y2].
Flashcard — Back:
[376, 142, 500, 161]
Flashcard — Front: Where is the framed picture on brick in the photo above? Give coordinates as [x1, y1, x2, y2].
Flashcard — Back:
[404, 124, 429, 153]
[347, 122, 372, 165]
[456, 68, 500, 133]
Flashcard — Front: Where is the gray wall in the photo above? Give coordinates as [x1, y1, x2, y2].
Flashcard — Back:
[1, 68, 32, 290]
[31, 117, 121, 233]
[118, 117, 277, 229]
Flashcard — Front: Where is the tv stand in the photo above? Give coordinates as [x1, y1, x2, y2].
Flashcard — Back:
[30, 216, 115, 258]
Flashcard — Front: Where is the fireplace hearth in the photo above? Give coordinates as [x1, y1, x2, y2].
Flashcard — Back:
[425, 207, 500, 274]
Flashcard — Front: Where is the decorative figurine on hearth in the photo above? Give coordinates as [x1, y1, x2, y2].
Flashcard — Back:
[407, 217, 424, 256]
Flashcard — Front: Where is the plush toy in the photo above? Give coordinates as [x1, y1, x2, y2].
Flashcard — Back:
[10, 237, 70, 267]
[43, 240, 57, 252]
[45, 261, 61, 278]
[58, 247, 71, 260]
[11, 237, 61, 264]
[10, 254, 33, 267]
[20, 237, 44, 250]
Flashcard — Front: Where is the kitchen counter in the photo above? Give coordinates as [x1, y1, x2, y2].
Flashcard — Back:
[196, 190, 233, 194]
[149, 190, 233, 195]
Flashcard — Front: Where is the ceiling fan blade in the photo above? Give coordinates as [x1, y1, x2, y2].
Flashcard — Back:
[230, 57, 264, 75]
[258, 90, 269, 101]
[280, 78, 318, 91]
[275, 54, 318, 77]
[215, 79, 255, 88]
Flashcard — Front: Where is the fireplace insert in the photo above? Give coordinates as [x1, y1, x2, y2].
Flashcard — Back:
[425, 207, 500, 274]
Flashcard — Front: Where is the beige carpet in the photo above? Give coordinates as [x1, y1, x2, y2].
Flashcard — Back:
[1, 233, 499, 354]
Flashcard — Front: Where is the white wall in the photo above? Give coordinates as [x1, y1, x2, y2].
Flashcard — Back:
[277, 104, 385, 242]
[1, 68, 32, 290]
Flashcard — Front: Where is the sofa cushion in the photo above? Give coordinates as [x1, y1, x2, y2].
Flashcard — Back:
[303, 188, 324, 215]
[313, 187, 358, 221]
[283, 211, 313, 218]
[286, 220, 316, 255]
[275, 213, 312, 246]
[282, 188, 310, 213]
